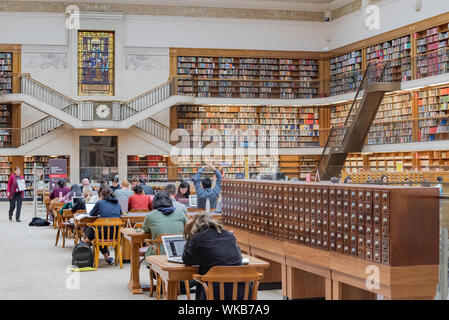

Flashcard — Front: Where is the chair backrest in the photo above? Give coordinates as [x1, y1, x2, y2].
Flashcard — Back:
[87, 218, 124, 247]
[62, 209, 75, 220]
[193, 266, 263, 300]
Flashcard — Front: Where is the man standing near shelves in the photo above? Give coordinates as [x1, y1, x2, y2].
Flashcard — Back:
[193, 165, 222, 210]
[7, 167, 25, 222]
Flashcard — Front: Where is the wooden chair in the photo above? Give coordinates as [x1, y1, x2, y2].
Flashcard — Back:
[44, 197, 51, 221]
[51, 202, 65, 229]
[72, 210, 87, 245]
[87, 218, 125, 269]
[145, 234, 191, 300]
[128, 209, 148, 213]
[192, 266, 263, 300]
[55, 209, 75, 248]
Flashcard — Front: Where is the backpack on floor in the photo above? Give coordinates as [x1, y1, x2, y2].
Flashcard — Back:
[28, 217, 51, 227]
[72, 242, 94, 268]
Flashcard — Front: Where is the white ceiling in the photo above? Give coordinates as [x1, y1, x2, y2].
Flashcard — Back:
[11, 0, 355, 11]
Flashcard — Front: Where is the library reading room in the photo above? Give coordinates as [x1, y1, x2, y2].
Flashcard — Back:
[3, 0, 449, 307]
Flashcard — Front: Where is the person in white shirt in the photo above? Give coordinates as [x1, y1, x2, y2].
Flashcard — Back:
[164, 184, 188, 217]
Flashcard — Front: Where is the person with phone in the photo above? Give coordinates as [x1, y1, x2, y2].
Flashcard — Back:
[7, 167, 25, 222]
[193, 165, 222, 210]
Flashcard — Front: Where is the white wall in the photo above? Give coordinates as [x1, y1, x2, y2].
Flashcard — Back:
[329, 0, 449, 50]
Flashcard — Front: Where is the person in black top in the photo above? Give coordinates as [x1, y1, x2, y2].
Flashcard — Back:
[110, 175, 121, 192]
[182, 213, 244, 300]
[139, 177, 154, 195]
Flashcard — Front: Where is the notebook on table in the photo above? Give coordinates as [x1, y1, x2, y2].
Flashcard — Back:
[162, 234, 186, 263]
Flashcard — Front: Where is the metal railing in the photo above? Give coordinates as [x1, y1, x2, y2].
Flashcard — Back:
[134, 118, 170, 142]
[121, 78, 176, 116]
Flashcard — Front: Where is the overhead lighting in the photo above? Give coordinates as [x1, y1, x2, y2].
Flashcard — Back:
[95, 129, 107, 133]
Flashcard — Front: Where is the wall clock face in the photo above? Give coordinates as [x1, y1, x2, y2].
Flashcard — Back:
[96, 104, 111, 119]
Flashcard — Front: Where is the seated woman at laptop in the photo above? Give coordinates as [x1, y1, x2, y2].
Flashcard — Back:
[182, 213, 244, 300]
[142, 191, 188, 257]
[71, 186, 92, 213]
[128, 184, 152, 212]
[82, 185, 121, 265]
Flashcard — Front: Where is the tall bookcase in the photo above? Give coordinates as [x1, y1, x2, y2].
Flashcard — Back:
[127, 155, 168, 182]
[0, 104, 12, 147]
[176, 105, 320, 149]
[366, 35, 412, 82]
[416, 23, 449, 79]
[329, 50, 362, 96]
[171, 48, 323, 99]
[417, 86, 449, 142]
[0, 156, 11, 199]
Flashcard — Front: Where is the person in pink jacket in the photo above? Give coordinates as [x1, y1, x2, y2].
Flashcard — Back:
[7, 167, 25, 222]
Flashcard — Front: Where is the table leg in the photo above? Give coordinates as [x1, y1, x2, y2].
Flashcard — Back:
[127, 239, 144, 294]
[325, 278, 332, 300]
[166, 280, 179, 300]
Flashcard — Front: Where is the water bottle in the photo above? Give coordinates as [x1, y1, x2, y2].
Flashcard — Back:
[205, 198, 211, 213]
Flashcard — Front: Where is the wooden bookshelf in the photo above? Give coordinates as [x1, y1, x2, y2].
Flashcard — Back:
[127, 155, 168, 182]
[171, 48, 323, 99]
[367, 92, 413, 145]
[278, 155, 319, 181]
[0, 156, 11, 199]
[176, 105, 320, 149]
[329, 50, 362, 96]
[366, 35, 412, 82]
[417, 86, 449, 141]
[0, 51, 13, 95]
[416, 23, 449, 79]
[0, 104, 12, 148]
[23, 155, 70, 199]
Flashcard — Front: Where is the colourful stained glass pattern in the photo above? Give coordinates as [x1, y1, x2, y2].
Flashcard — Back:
[78, 31, 114, 96]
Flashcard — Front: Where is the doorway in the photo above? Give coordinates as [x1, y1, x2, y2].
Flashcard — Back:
[79, 136, 118, 182]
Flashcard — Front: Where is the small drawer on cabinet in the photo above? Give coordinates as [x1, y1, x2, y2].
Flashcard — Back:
[299, 235, 305, 244]
[373, 203, 380, 214]
[365, 237, 373, 249]
[357, 225, 364, 236]
[373, 190, 381, 202]
[350, 201, 357, 213]
[336, 242, 343, 253]
[357, 189, 365, 201]
[350, 225, 357, 235]
[382, 191, 390, 203]
[381, 251, 390, 264]
[343, 211, 350, 223]
[329, 188, 336, 200]
[343, 201, 349, 211]
[358, 247, 365, 258]
[351, 190, 357, 200]
[365, 214, 372, 225]
[343, 189, 350, 201]
[373, 237, 381, 250]
[373, 227, 381, 238]
[322, 187, 329, 199]
[305, 187, 310, 197]
[350, 235, 357, 247]
[358, 235, 364, 248]
[373, 250, 381, 263]
[350, 247, 357, 257]
[311, 237, 317, 247]
[365, 202, 372, 214]
[365, 248, 373, 261]
[336, 188, 343, 199]
[382, 203, 390, 215]
[357, 214, 364, 225]
[337, 200, 342, 210]
[350, 213, 357, 224]
[330, 242, 336, 251]
[382, 239, 389, 251]
[365, 225, 373, 237]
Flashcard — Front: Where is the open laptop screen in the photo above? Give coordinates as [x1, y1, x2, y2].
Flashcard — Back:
[85, 203, 95, 214]
[162, 235, 186, 258]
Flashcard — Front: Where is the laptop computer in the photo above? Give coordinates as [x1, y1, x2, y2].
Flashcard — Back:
[161, 234, 186, 263]
[189, 195, 197, 207]
[118, 198, 129, 214]
[85, 203, 95, 214]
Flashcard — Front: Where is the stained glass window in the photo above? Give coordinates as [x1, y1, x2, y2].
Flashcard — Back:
[78, 31, 114, 96]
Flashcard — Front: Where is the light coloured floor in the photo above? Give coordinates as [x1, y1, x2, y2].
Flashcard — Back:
[0, 202, 282, 300]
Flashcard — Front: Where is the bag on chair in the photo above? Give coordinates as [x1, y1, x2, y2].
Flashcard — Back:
[72, 242, 94, 268]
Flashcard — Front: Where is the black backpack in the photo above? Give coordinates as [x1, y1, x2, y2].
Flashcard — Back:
[28, 217, 51, 227]
[72, 242, 94, 268]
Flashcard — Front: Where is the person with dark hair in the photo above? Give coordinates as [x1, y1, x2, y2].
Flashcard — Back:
[7, 167, 25, 222]
[437, 176, 444, 195]
[183, 213, 244, 300]
[381, 175, 389, 184]
[176, 181, 190, 203]
[49, 179, 70, 200]
[194, 165, 222, 209]
[82, 184, 121, 265]
[142, 191, 188, 257]
[344, 176, 352, 184]
[330, 177, 339, 184]
[165, 184, 188, 215]
[110, 175, 121, 192]
[61, 184, 82, 202]
[128, 183, 152, 211]
[139, 177, 154, 195]
[131, 177, 139, 190]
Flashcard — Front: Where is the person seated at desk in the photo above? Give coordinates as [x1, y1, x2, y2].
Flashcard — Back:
[176, 181, 190, 204]
[71, 186, 92, 213]
[49, 179, 71, 200]
[182, 213, 244, 300]
[114, 179, 133, 200]
[110, 175, 121, 193]
[82, 185, 121, 265]
[139, 177, 154, 195]
[128, 184, 153, 212]
[193, 165, 222, 209]
[61, 184, 82, 203]
[164, 184, 188, 216]
[142, 191, 188, 257]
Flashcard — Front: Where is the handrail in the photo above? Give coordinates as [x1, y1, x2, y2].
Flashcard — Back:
[20, 73, 77, 104]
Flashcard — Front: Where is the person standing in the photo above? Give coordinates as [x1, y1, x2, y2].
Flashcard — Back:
[7, 167, 25, 222]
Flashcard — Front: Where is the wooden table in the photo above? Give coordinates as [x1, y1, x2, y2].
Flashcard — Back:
[121, 228, 151, 294]
[146, 254, 270, 300]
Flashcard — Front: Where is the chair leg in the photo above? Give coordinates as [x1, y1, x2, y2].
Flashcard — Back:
[94, 246, 100, 270]
[149, 269, 155, 297]
[184, 280, 191, 300]
[119, 244, 123, 269]
[156, 275, 161, 300]
[55, 228, 60, 246]
[62, 227, 66, 248]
